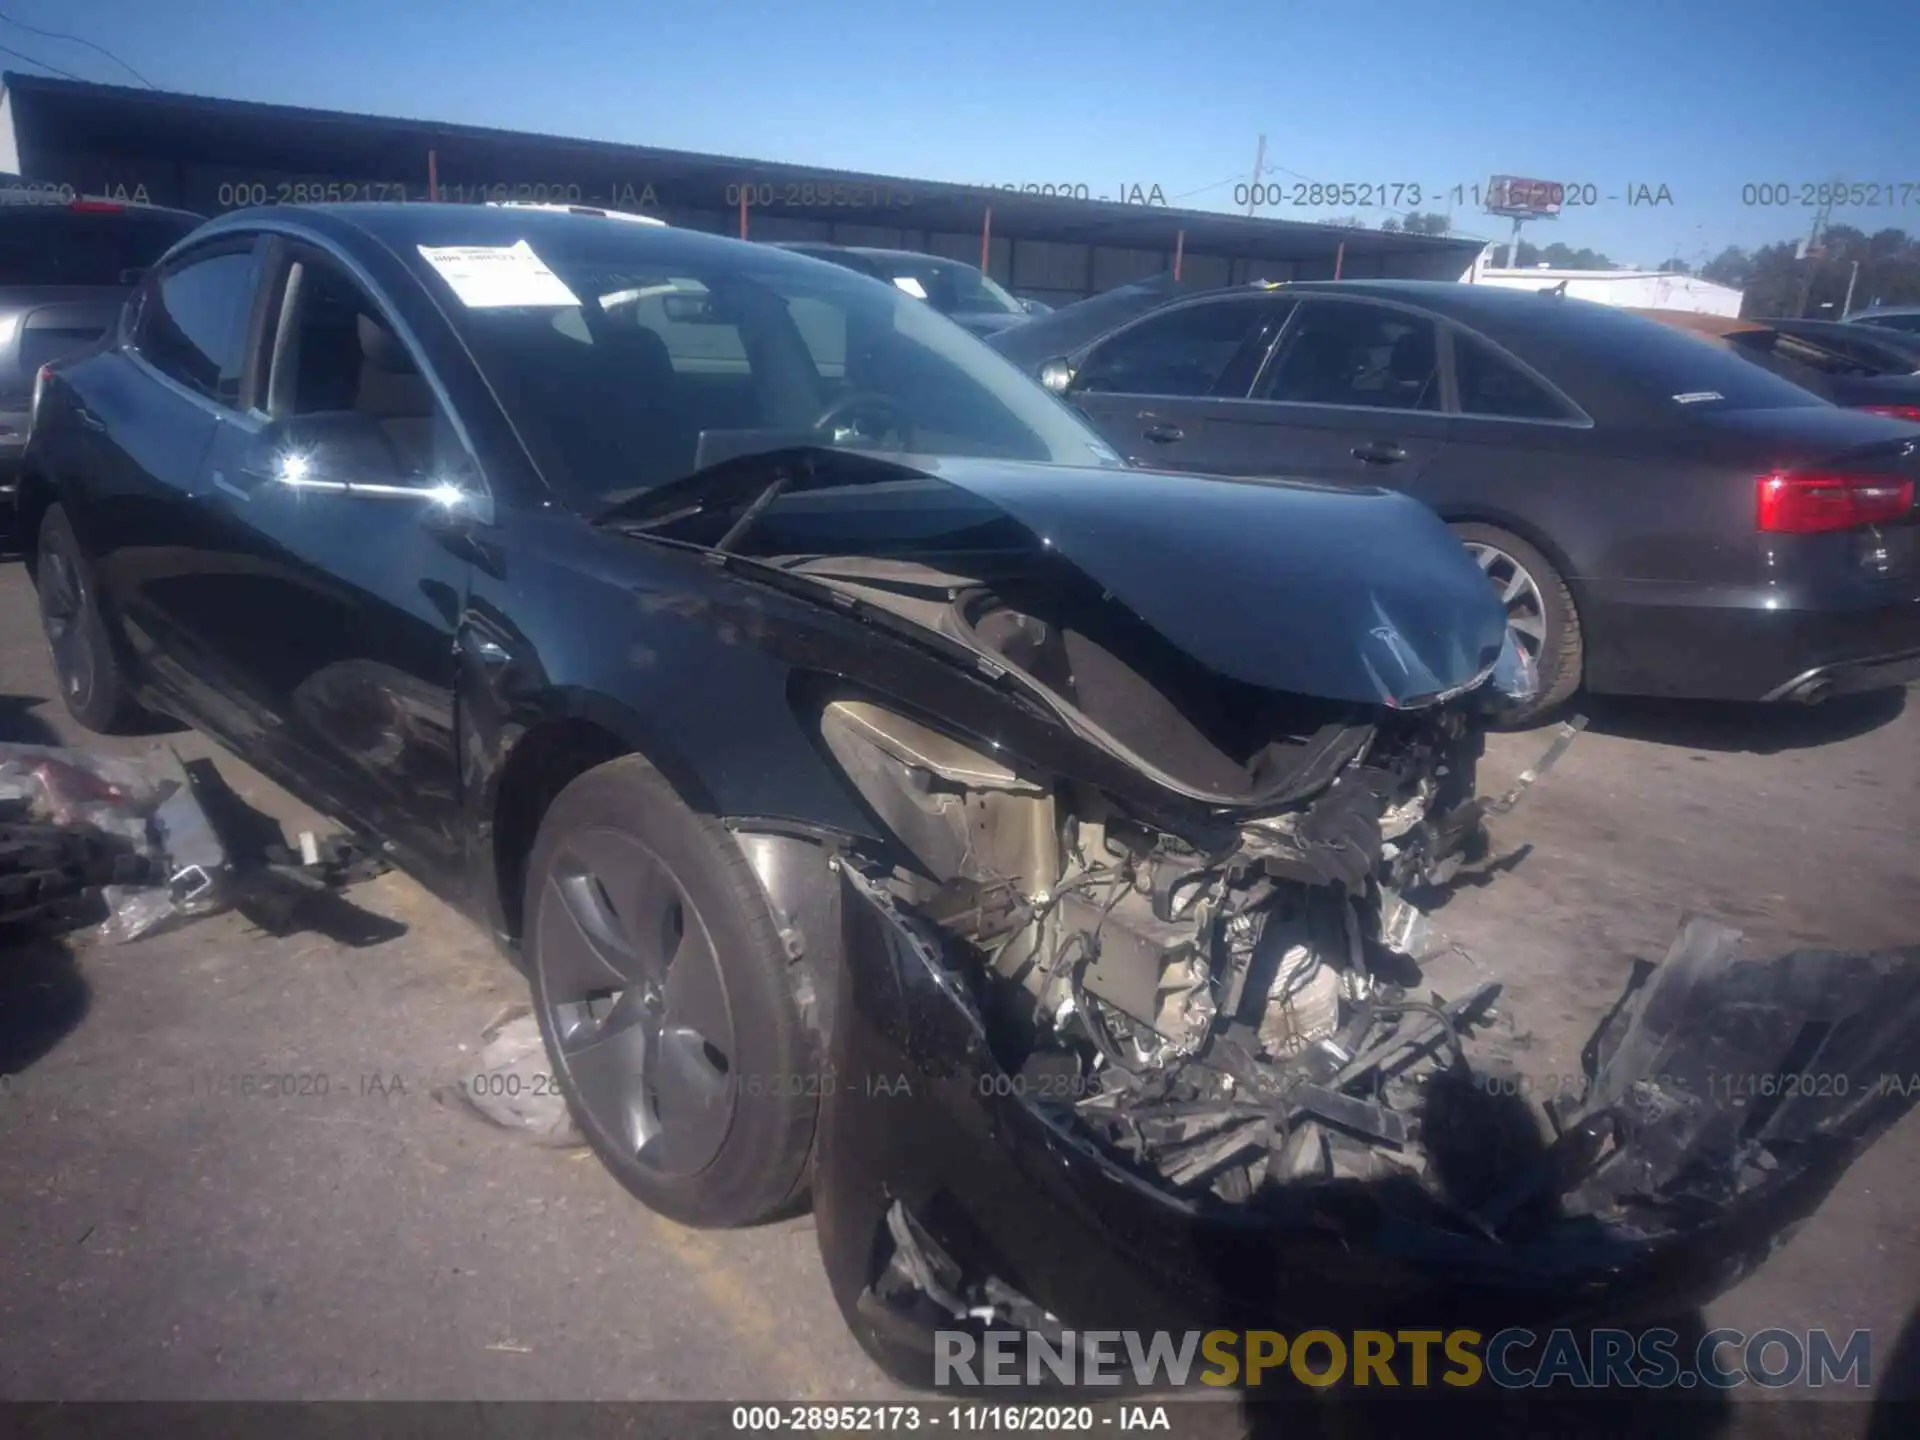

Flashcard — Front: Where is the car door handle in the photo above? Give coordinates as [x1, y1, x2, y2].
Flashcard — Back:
[1142, 423, 1184, 444]
[1351, 442, 1407, 465]
[73, 407, 108, 433]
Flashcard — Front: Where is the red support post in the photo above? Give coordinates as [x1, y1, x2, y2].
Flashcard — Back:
[427, 149, 439, 202]
[1172, 228, 1185, 281]
[1334, 240, 1345, 280]
[980, 206, 992, 274]
[739, 184, 749, 240]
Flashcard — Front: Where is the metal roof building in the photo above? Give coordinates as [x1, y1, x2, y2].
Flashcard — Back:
[0, 72, 1481, 306]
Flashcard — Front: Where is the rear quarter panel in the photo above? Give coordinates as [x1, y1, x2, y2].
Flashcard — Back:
[1415, 415, 1771, 694]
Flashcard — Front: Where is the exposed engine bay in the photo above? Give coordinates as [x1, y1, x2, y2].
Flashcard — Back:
[811, 561, 1572, 1207]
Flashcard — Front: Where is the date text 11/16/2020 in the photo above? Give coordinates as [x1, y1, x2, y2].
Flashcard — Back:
[212, 180, 663, 209]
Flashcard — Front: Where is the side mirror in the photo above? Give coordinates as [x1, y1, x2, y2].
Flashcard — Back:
[1038, 357, 1076, 395]
[243, 412, 477, 509]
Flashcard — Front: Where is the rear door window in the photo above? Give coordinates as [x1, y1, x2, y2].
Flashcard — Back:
[0, 208, 200, 286]
[1257, 300, 1442, 411]
[1451, 330, 1580, 420]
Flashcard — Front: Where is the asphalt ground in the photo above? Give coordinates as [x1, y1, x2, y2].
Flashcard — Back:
[1, 557, 1917, 1433]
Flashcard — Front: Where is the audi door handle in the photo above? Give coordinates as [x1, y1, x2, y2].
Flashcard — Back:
[1142, 423, 1184, 444]
[1351, 442, 1407, 465]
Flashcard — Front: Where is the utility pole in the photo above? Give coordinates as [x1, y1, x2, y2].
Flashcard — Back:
[1244, 134, 1266, 216]
[1793, 177, 1839, 317]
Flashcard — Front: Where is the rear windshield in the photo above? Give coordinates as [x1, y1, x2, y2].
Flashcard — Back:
[1525, 302, 1829, 411]
[0, 209, 201, 287]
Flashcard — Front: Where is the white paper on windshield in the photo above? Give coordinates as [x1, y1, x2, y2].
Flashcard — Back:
[891, 275, 929, 300]
[417, 240, 581, 308]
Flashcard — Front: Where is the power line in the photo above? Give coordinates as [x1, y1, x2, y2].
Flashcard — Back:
[0, 7, 156, 88]
[0, 42, 84, 82]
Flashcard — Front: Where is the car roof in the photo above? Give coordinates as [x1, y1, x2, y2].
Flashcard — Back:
[1129, 278, 1838, 423]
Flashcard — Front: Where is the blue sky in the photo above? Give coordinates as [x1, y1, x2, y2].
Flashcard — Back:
[10, 0, 1917, 267]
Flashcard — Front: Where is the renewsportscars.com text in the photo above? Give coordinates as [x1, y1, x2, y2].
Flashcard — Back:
[936, 1326, 1872, 1391]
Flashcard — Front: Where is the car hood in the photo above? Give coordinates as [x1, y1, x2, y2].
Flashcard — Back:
[621, 449, 1511, 709]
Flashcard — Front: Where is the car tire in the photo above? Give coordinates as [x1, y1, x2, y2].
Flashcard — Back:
[33, 504, 142, 734]
[1449, 522, 1582, 726]
[524, 753, 820, 1228]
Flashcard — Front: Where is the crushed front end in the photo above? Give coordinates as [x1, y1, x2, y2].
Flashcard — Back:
[805, 690, 1920, 1390]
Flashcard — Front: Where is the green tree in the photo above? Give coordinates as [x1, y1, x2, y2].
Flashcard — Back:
[1513, 240, 1617, 270]
[1401, 211, 1451, 236]
[1700, 246, 1751, 287]
[1657, 258, 1692, 275]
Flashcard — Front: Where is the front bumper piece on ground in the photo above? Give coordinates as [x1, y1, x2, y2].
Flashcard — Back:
[813, 870, 1920, 1392]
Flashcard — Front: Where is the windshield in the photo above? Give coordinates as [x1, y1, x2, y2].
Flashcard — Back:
[423, 233, 1115, 512]
[1859, 312, 1920, 335]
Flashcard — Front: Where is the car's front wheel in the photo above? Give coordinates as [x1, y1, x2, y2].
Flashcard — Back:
[1449, 522, 1582, 726]
[524, 754, 820, 1227]
[34, 504, 141, 734]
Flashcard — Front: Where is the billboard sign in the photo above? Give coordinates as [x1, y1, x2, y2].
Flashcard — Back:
[1485, 175, 1563, 219]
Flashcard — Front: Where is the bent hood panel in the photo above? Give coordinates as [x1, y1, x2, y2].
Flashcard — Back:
[764, 458, 1510, 707]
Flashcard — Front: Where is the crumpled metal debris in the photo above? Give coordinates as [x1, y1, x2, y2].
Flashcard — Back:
[0, 742, 229, 942]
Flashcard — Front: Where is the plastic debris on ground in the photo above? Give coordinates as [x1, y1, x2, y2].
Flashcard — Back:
[440, 1004, 585, 1148]
[0, 742, 230, 943]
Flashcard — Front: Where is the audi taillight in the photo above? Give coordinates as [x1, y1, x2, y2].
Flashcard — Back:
[1857, 404, 1920, 422]
[1757, 472, 1915, 534]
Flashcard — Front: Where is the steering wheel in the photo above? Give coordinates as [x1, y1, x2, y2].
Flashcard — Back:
[812, 390, 911, 448]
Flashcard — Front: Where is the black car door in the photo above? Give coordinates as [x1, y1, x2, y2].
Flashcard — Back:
[184, 239, 477, 884]
[84, 237, 270, 697]
[1064, 295, 1290, 470]
[1195, 296, 1452, 486]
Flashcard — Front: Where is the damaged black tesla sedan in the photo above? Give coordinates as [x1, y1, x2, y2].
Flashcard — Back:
[20, 205, 1920, 1390]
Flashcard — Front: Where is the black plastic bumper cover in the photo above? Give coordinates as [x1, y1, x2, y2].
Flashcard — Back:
[813, 871, 1920, 1391]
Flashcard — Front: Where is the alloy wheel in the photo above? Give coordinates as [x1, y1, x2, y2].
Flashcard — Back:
[1461, 541, 1548, 661]
[534, 826, 737, 1176]
[37, 545, 96, 710]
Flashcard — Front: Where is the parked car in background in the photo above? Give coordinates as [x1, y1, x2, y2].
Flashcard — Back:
[1763, 315, 1920, 374]
[1636, 309, 1920, 421]
[772, 243, 1034, 337]
[1846, 305, 1920, 336]
[1, 195, 204, 539]
[990, 279, 1920, 721]
[27, 203, 1920, 1393]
